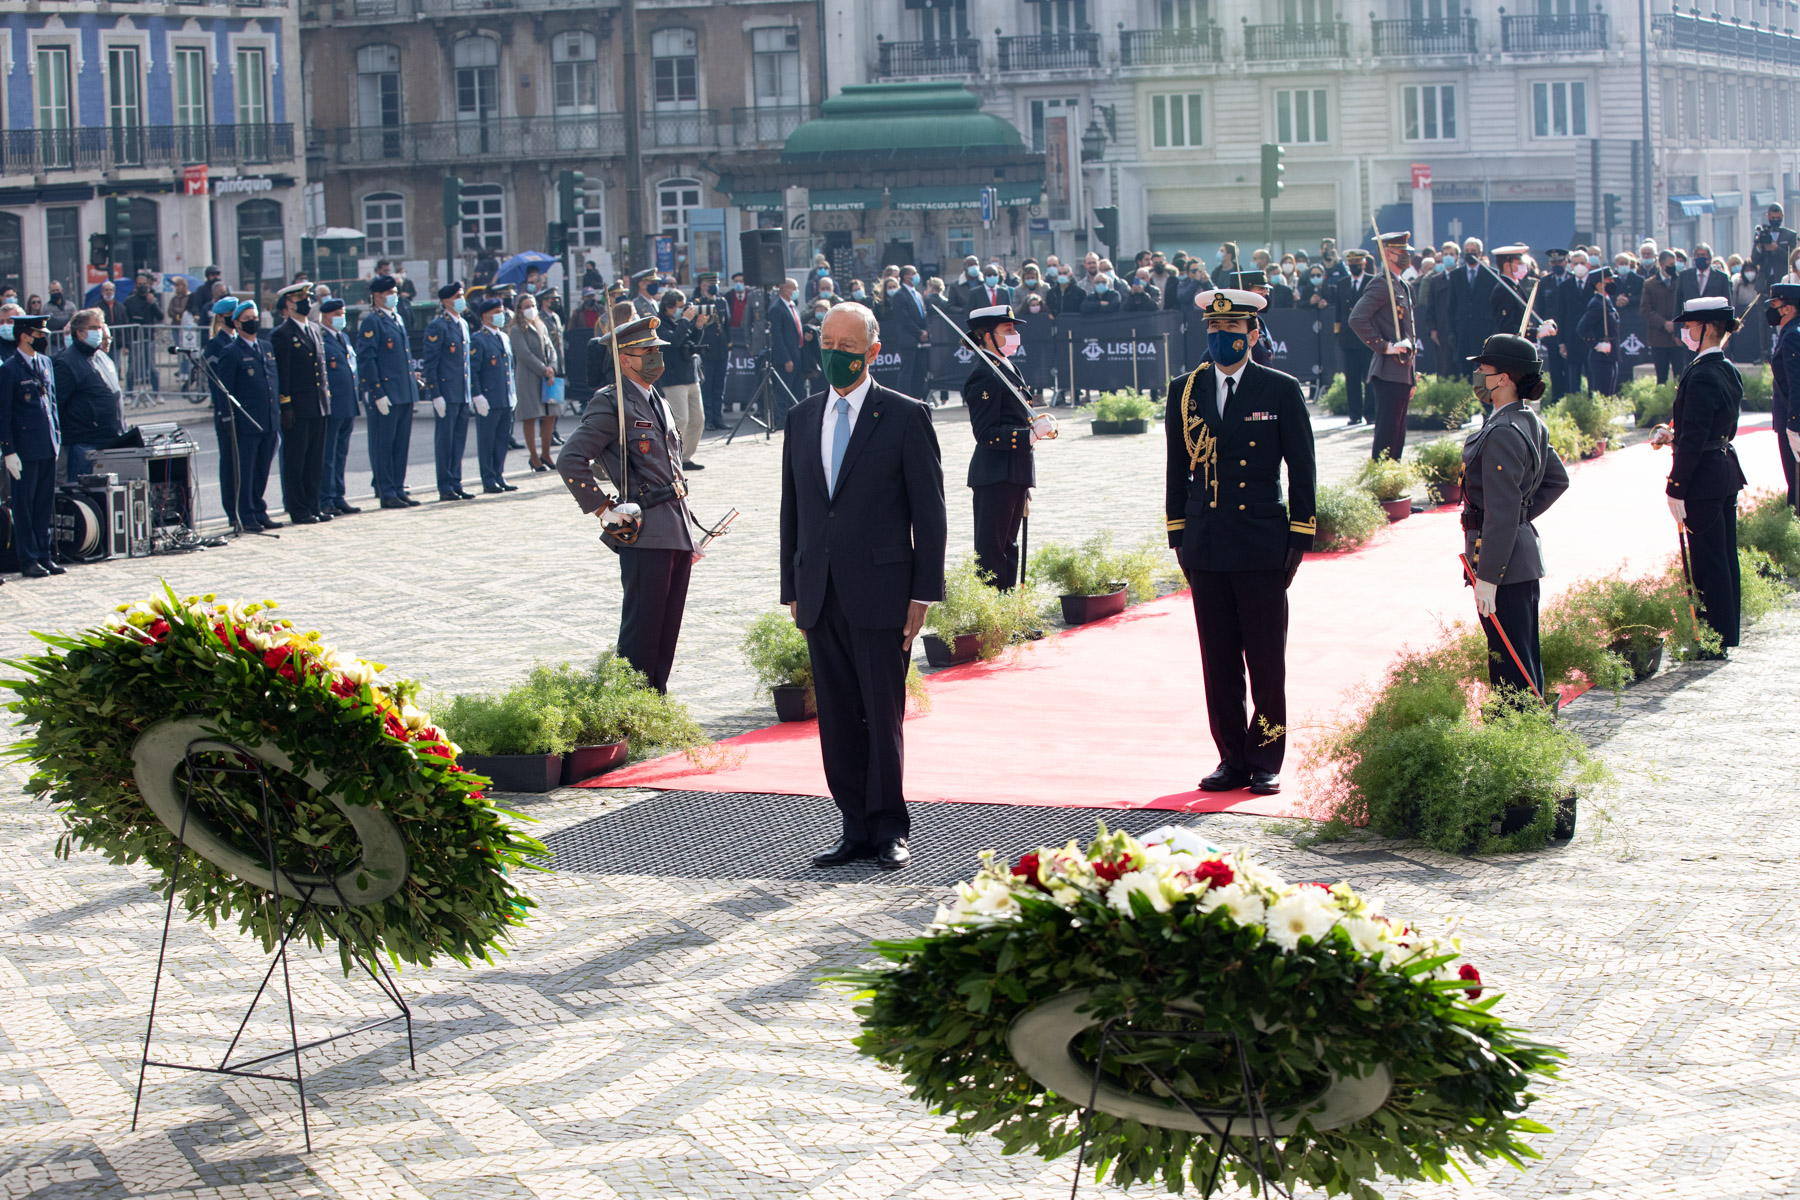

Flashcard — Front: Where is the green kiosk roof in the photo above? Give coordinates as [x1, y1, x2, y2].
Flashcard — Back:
[781, 83, 1030, 162]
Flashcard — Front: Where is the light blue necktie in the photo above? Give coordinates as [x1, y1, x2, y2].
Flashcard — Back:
[829, 396, 851, 496]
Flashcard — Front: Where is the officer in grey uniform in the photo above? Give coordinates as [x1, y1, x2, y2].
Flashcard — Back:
[557, 314, 697, 692]
[1461, 333, 1570, 699]
[1348, 231, 1420, 462]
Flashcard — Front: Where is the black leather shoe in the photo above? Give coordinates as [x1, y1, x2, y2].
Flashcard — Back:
[509, 437, 527, 450]
[810, 837, 870, 868]
[1198, 765, 1251, 792]
[499, 482, 519, 492]
[682, 461, 705, 470]
[334, 504, 363, 515]
[401, 496, 422, 507]
[258, 519, 285, 530]
[1248, 771, 1281, 795]
[380, 497, 409, 509]
[314, 511, 334, 521]
[292, 514, 321, 524]
[877, 838, 912, 871]
[44, 562, 66, 575]
[483, 485, 506, 494]
[454, 490, 475, 500]
[19, 563, 49, 578]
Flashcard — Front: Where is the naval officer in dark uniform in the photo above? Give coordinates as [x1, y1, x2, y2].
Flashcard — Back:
[1658, 296, 1749, 656]
[1768, 282, 1800, 506]
[1348, 231, 1420, 462]
[1165, 289, 1316, 795]
[0, 315, 63, 576]
[557, 314, 697, 692]
[270, 281, 332, 523]
[962, 303, 1057, 588]
[1462, 334, 1570, 699]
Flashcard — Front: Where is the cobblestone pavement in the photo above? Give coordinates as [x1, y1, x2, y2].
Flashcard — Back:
[8, 404, 1795, 1199]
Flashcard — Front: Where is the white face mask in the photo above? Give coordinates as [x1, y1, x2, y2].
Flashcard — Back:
[999, 331, 1021, 358]
[1572, 264, 1589, 279]
[1680, 327, 1701, 351]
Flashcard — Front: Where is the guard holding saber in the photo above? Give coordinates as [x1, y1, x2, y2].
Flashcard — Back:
[962, 303, 1057, 588]
[557, 314, 696, 692]
[1461, 334, 1570, 700]
[1489, 246, 1557, 342]
[1348, 230, 1420, 462]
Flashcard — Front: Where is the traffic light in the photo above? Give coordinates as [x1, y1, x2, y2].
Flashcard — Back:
[1602, 192, 1622, 232]
[442, 176, 464, 227]
[558, 170, 585, 225]
[1260, 143, 1286, 202]
[1092, 205, 1119, 257]
[88, 232, 111, 268]
[105, 196, 132, 273]
[547, 222, 567, 257]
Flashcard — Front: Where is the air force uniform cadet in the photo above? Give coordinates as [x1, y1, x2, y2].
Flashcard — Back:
[470, 297, 518, 493]
[213, 301, 281, 531]
[962, 303, 1056, 588]
[359, 274, 420, 508]
[1165, 289, 1316, 796]
[0, 315, 64, 575]
[270, 281, 333, 523]
[318, 299, 361, 515]
[423, 281, 475, 501]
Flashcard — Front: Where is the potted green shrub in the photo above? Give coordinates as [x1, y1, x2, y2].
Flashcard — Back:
[1740, 366, 1773, 413]
[1405, 375, 1478, 431]
[1559, 573, 1680, 682]
[550, 654, 704, 784]
[1315, 375, 1348, 415]
[1313, 482, 1386, 551]
[1357, 454, 1419, 522]
[742, 610, 815, 721]
[1089, 389, 1158, 435]
[1031, 532, 1161, 625]
[1624, 375, 1675, 427]
[923, 558, 1046, 667]
[1549, 391, 1624, 458]
[1737, 488, 1800, 577]
[1411, 436, 1466, 506]
[1542, 408, 1592, 463]
[438, 685, 576, 794]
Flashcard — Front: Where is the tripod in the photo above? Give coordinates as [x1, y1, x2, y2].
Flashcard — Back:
[174, 343, 275, 539]
[727, 293, 802, 444]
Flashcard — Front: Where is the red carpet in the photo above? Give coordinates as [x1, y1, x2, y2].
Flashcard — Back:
[595, 423, 1782, 815]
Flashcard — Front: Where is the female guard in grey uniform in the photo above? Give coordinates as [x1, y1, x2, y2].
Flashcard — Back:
[1462, 334, 1571, 698]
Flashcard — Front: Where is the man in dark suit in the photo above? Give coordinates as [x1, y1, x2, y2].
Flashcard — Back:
[1447, 238, 1495, 379]
[1540, 249, 1576, 400]
[881, 274, 932, 405]
[963, 303, 1056, 588]
[1332, 251, 1376, 424]
[780, 302, 946, 871]
[1, 315, 64, 576]
[1165, 289, 1316, 795]
[270, 281, 333, 524]
[1674, 243, 1732, 313]
[947, 255, 985, 318]
[53, 307, 127, 482]
[966, 263, 1011, 315]
[767, 277, 805, 429]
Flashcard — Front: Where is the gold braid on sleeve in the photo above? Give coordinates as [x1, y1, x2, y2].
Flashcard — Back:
[1180, 369, 1219, 508]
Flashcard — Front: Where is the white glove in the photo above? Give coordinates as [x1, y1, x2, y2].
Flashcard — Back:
[1668, 496, 1686, 525]
[1385, 338, 1414, 356]
[375, 396, 392, 416]
[1596, 341, 1612, 354]
[473, 395, 490, 417]
[1649, 423, 1674, 448]
[1537, 319, 1558, 339]
[1474, 578, 1498, 619]
[3, 453, 20, 480]
[1788, 429, 1800, 458]
[600, 501, 643, 528]
[432, 396, 447, 418]
[1029, 412, 1059, 443]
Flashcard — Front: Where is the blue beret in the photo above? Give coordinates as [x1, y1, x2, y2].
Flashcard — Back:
[233, 301, 258, 320]
[212, 297, 240, 316]
[321, 298, 346, 313]
[370, 275, 398, 294]
[473, 296, 504, 316]
[438, 281, 464, 300]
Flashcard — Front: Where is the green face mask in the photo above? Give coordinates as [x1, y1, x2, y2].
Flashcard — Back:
[820, 346, 867, 390]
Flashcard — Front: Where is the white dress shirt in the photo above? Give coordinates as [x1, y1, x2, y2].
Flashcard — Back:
[820, 370, 873, 483]
[1214, 357, 1248, 418]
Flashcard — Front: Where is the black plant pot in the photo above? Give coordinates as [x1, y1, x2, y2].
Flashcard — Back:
[772, 684, 816, 722]
[1497, 802, 1540, 836]
[922, 633, 981, 667]
[1607, 635, 1663, 682]
[562, 739, 630, 785]
[1091, 419, 1150, 435]
[1060, 585, 1129, 626]
[459, 752, 565, 794]
[1406, 412, 1462, 431]
[1553, 790, 1578, 840]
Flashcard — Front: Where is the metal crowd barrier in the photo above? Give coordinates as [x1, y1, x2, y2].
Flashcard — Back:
[44, 322, 211, 411]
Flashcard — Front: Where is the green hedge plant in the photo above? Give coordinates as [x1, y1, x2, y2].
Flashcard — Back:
[1316, 375, 1348, 415]
[1410, 375, 1479, 430]
[1623, 375, 1675, 427]
[1740, 367, 1773, 413]
[1547, 390, 1625, 448]
[437, 655, 706, 759]
[742, 609, 812, 690]
[1032, 532, 1162, 602]
[1738, 489, 1800, 576]
[1410, 436, 1466, 503]
[1091, 390, 1160, 423]
[925, 558, 1048, 660]
[1356, 454, 1418, 503]
[1541, 408, 1591, 462]
[1315, 483, 1387, 550]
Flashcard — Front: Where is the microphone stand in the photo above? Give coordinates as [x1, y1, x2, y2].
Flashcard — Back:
[176, 342, 275, 539]
[729, 289, 794, 445]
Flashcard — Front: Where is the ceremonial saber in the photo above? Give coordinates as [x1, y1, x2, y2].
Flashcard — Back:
[1517, 277, 1542, 338]
[932, 306, 1042, 418]
[1676, 524, 1699, 636]
[1459, 553, 1545, 704]
[1020, 500, 1030, 588]
[1369, 214, 1404, 358]
[607, 303, 641, 544]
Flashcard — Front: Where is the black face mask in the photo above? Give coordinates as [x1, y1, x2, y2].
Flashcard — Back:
[1664, 265, 1678, 277]
[1464, 252, 1479, 265]
[240, 319, 260, 335]
[1349, 263, 1364, 276]
[1770, 215, 1783, 229]
[294, 300, 311, 316]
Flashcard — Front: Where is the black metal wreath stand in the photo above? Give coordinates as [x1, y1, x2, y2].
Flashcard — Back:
[1068, 1019, 1292, 1200]
[130, 738, 414, 1152]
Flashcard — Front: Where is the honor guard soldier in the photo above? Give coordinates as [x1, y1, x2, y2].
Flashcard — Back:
[359, 274, 421, 509]
[1348, 231, 1420, 461]
[1227, 271, 1277, 367]
[318, 299, 362, 516]
[963, 303, 1057, 588]
[424, 281, 475, 502]
[1489, 246, 1556, 342]
[470, 297, 518, 493]
[0, 315, 63, 576]
[271, 281, 333, 524]
[1768, 282, 1800, 506]
[1540, 248, 1575, 400]
[214, 301, 282, 531]
[1657, 297, 1749, 657]
[1462, 334, 1570, 699]
[630, 269, 659, 317]
[1577, 267, 1623, 396]
[1165, 289, 1316, 795]
[557, 315, 697, 692]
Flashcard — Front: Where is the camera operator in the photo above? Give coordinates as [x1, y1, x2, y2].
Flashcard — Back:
[1752, 203, 1797, 298]
[691, 273, 729, 431]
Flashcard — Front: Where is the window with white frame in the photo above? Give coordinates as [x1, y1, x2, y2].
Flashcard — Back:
[1150, 92, 1202, 148]
[236, 47, 271, 162]
[652, 29, 698, 110]
[1275, 88, 1327, 143]
[946, 226, 975, 260]
[36, 47, 74, 168]
[356, 45, 401, 129]
[1531, 80, 1586, 138]
[173, 48, 209, 164]
[459, 183, 505, 252]
[657, 177, 701, 244]
[552, 32, 597, 115]
[752, 27, 801, 108]
[107, 46, 144, 166]
[363, 191, 406, 257]
[1402, 84, 1455, 141]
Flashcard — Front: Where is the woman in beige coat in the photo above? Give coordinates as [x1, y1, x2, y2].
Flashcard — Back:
[509, 294, 561, 470]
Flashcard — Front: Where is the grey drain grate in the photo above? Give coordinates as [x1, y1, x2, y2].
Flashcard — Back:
[538, 791, 1183, 885]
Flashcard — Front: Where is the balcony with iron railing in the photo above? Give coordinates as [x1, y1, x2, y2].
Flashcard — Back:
[1244, 21, 1348, 60]
[301, 0, 613, 23]
[1371, 16, 1478, 56]
[1118, 24, 1224, 67]
[318, 112, 738, 165]
[1500, 10, 1608, 53]
[0, 123, 295, 175]
[997, 31, 1101, 71]
[731, 105, 815, 147]
[1650, 10, 1800, 67]
[872, 36, 982, 78]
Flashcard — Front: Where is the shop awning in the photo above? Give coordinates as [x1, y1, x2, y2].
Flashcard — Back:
[1710, 190, 1742, 211]
[1751, 189, 1778, 208]
[809, 188, 883, 211]
[731, 191, 783, 213]
[1670, 194, 1714, 216]
[889, 181, 1041, 211]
